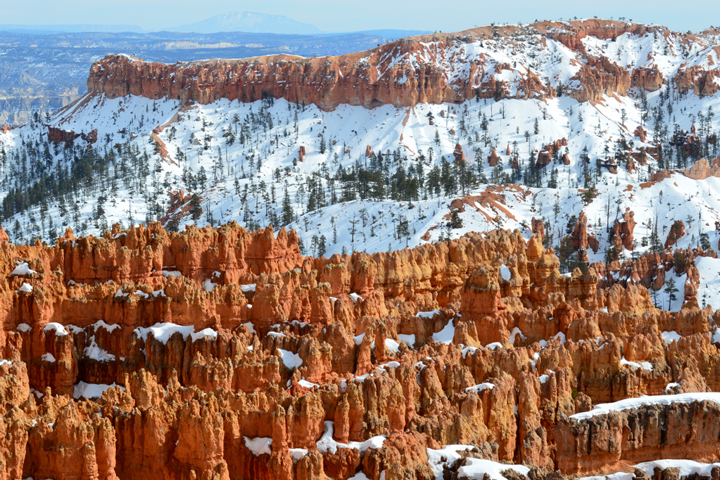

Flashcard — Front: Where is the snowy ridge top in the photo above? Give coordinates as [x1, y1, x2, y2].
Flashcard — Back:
[570, 392, 720, 421]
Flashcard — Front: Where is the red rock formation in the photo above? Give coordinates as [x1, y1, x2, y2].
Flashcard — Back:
[612, 210, 636, 250]
[453, 143, 465, 163]
[683, 157, 720, 180]
[1, 223, 719, 479]
[82, 20, 714, 114]
[487, 148, 499, 166]
[665, 220, 686, 248]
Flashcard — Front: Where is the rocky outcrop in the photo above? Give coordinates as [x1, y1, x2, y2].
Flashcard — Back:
[665, 220, 686, 248]
[683, 157, 720, 180]
[611, 210, 636, 251]
[1, 223, 719, 479]
[82, 20, 720, 113]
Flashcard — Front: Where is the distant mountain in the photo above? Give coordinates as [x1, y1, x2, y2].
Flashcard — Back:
[0, 24, 143, 33]
[173, 12, 321, 35]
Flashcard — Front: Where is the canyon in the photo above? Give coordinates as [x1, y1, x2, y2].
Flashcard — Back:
[1, 222, 720, 479]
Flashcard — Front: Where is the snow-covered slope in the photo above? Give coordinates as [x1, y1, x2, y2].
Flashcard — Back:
[1, 20, 720, 311]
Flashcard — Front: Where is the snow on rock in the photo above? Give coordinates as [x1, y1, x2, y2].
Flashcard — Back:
[11, 262, 36, 276]
[44, 322, 69, 336]
[202, 278, 217, 292]
[398, 334, 416, 348]
[384, 338, 401, 354]
[92, 320, 120, 333]
[83, 337, 116, 362]
[417, 310, 441, 319]
[134, 322, 195, 344]
[244, 437, 272, 456]
[240, 284, 256, 293]
[499, 264, 511, 281]
[17, 283, 33, 293]
[620, 356, 653, 372]
[316, 421, 386, 454]
[41, 353, 56, 362]
[278, 349, 303, 369]
[432, 318, 455, 344]
[16, 323, 31, 333]
[242, 322, 256, 334]
[190, 328, 218, 342]
[570, 392, 720, 421]
[579, 459, 720, 480]
[73, 381, 124, 400]
[457, 458, 530, 480]
[0, 359, 12, 366]
[289, 448, 308, 462]
[509, 327, 526, 345]
[427, 445, 476, 480]
[298, 379, 318, 388]
[465, 383, 495, 393]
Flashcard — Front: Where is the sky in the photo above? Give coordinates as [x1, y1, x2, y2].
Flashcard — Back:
[2, 0, 717, 33]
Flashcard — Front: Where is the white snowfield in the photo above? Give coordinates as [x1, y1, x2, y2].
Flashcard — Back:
[0, 26, 720, 312]
[570, 392, 720, 421]
[580, 459, 720, 480]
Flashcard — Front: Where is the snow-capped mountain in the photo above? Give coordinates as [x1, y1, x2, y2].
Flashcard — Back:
[2, 18, 720, 310]
[173, 12, 322, 35]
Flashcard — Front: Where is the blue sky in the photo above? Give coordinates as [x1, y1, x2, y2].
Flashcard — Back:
[4, 0, 717, 33]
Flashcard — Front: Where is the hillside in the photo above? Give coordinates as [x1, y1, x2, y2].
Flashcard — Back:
[1, 19, 720, 312]
[4, 17, 720, 480]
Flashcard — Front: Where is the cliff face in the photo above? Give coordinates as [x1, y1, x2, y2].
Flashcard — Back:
[0, 223, 719, 479]
[84, 20, 720, 111]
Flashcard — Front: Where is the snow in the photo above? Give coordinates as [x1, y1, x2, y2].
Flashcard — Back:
[427, 445, 476, 480]
[349, 293, 363, 304]
[398, 334, 416, 347]
[278, 349, 303, 369]
[44, 322, 69, 336]
[509, 327, 526, 345]
[499, 264, 511, 281]
[134, 322, 195, 344]
[432, 318, 455, 344]
[73, 381, 124, 400]
[384, 338, 401, 354]
[17, 283, 33, 293]
[289, 448, 308, 462]
[0, 359, 12, 366]
[41, 353, 56, 362]
[244, 437, 272, 456]
[579, 459, 720, 480]
[620, 356, 653, 372]
[457, 458, 530, 480]
[417, 310, 441, 319]
[316, 421, 386, 454]
[465, 383, 495, 393]
[203, 278, 217, 292]
[92, 320, 121, 332]
[298, 379, 318, 388]
[240, 284, 256, 293]
[570, 392, 720, 421]
[242, 322, 256, 334]
[16, 323, 31, 332]
[11, 262, 36, 276]
[83, 337, 116, 362]
[190, 328, 218, 342]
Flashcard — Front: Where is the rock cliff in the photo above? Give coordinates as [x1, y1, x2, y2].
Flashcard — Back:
[0, 223, 719, 479]
[83, 20, 720, 112]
